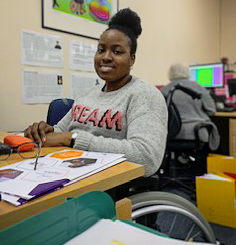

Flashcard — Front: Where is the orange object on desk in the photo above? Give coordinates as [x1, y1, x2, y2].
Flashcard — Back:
[3, 135, 34, 152]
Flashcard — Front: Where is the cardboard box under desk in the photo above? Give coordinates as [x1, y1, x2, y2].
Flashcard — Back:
[196, 154, 236, 228]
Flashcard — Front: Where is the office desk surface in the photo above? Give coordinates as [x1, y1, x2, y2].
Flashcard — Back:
[211, 112, 236, 157]
[0, 132, 145, 230]
[214, 111, 236, 117]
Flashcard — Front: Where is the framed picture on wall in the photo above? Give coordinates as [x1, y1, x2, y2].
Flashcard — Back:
[42, 0, 119, 40]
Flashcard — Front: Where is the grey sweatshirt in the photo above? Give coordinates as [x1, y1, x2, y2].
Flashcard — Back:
[54, 76, 168, 177]
[161, 79, 220, 150]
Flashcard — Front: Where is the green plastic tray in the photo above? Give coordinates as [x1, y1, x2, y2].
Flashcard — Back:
[0, 191, 167, 244]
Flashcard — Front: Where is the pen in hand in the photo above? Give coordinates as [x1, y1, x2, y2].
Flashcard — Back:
[34, 142, 42, 170]
[34, 156, 39, 171]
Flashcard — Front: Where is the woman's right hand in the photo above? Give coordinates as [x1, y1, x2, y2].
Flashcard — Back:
[24, 121, 54, 143]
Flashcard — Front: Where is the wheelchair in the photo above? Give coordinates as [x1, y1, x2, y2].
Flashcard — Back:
[107, 174, 216, 244]
[47, 90, 218, 243]
[129, 191, 216, 243]
[109, 84, 218, 243]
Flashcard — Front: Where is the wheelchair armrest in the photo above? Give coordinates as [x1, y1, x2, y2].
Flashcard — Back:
[193, 123, 212, 151]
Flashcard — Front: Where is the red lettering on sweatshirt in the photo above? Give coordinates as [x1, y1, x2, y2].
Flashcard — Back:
[84, 109, 99, 126]
[98, 110, 123, 131]
[77, 106, 91, 123]
[71, 104, 83, 121]
[71, 105, 122, 131]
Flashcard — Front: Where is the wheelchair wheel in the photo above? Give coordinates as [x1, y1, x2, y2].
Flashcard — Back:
[129, 191, 216, 243]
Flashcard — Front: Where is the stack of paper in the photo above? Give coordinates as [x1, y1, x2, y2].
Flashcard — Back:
[0, 149, 126, 206]
[65, 219, 211, 245]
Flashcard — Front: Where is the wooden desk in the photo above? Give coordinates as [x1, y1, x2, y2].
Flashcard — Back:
[211, 112, 236, 156]
[0, 132, 145, 230]
[213, 112, 236, 118]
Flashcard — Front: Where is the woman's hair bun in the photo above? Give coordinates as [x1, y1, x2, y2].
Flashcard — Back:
[108, 8, 142, 38]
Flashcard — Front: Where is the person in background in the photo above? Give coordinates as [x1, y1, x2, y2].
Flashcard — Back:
[24, 8, 168, 177]
[161, 62, 220, 151]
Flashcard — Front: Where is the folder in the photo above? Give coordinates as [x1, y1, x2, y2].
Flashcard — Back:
[207, 154, 236, 174]
[196, 154, 236, 228]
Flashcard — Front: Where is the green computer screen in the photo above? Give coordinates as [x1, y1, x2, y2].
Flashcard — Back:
[189, 63, 223, 88]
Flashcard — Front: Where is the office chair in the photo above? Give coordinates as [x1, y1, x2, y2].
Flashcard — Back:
[46, 98, 74, 126]
[158, 84, 215, 196]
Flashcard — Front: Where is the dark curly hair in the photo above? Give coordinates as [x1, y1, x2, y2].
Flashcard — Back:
[106, 8, 142, 55]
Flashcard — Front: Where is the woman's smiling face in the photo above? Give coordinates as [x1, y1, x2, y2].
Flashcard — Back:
[94, 29, 135, 91]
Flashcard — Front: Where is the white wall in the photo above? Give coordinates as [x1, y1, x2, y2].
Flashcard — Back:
[220, 0, 236, 67]
[120, 0, 220, 84]
[0, 0, 221, 131]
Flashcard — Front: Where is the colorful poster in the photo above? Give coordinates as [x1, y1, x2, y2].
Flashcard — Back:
[42, 0, 118, 39]
[52, 0, 113, 25]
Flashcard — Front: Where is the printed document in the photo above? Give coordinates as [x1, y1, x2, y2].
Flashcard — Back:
[0, 150, 125, 206]
[22, 69, 64, 104]
[21, 30, 64, 68]
[65, 219, 210, 245]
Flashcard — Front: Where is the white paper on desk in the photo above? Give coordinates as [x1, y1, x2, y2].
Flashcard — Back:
[1, 157, 126, 206]
[64, 157, 126, 186]
[0, 158, 64, 199]
[1, 193, 22, 206]
[201, 173, 231, 181]
[65, 219, 211, 245]
[0, 150, 125, 204]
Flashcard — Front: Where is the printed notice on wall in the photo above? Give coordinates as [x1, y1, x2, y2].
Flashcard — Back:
[22, 69, 64, 104]
[70, 73, 101, 100]
[21, 30, 64, 68]
[69, 40, 97, 71]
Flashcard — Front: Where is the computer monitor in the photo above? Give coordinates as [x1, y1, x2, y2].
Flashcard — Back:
[189, 63, 224, 88]
[227, 78, 236, 97]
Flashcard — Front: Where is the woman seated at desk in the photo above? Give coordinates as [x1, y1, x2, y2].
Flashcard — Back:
[24, 8, 168, 177]
[161, 63, 220, 151]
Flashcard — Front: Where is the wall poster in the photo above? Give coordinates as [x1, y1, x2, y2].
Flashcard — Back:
[42, 0, 119, 40]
